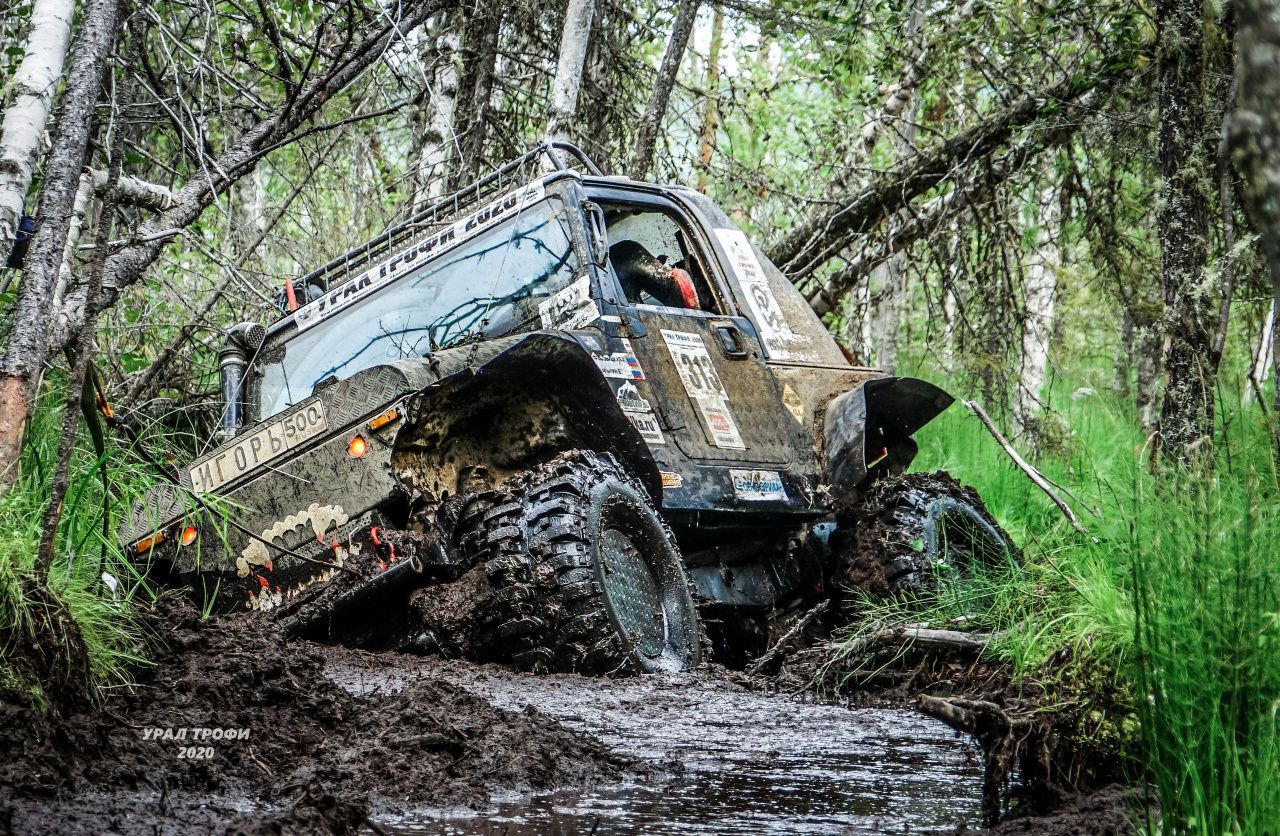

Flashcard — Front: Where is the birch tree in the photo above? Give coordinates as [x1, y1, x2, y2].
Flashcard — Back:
[0, 0, 76, 251]
[549, 0, 596, 141]
[628, 0, 699, 179]
[0, 0, 121, 492]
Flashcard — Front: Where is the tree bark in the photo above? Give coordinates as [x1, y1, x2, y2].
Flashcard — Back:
[696, 6, 723, 194]
[1154, 0, 1214, 466]
[0, 0, 120, 494]
[413, 15, 460, 208]
[628, 0, 699, 180]
[449, 8, 500, 190]
[548, 0, 596, 141]
[1232, 0, 1280, 459]
[1014, 179, 1060, 439]
[0, 0, 77, 251]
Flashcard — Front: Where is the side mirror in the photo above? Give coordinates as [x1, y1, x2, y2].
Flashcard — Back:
[582, 201, 609, 267]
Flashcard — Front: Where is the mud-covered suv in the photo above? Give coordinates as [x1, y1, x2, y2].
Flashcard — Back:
[122, 142, 1014, 673]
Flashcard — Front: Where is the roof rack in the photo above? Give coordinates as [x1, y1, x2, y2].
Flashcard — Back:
[287, 141, 603, 309]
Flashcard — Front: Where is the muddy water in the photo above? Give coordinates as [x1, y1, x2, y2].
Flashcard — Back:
[329, 658, 983, 834]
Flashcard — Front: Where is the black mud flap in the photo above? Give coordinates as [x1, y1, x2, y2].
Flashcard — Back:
[823, 377, 954, 502]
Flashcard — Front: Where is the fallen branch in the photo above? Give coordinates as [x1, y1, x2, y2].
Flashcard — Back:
[89, 167, 178, 211]
[962, 399, 1092, 539]
[917, 694, 1017, 826]
[746, 599, 830, 677]
[877, 625, 995, 652]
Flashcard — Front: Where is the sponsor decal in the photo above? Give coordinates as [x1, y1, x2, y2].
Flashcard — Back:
[625, 409, 666, 445]
[661, 329, 745, 449]
[713, 228, 808, 361]
[539, 274, 599, 329]
[294, 181, 546, 332]
[614, 381, 653, 413]
[730, 469, 789, 501]
[660, 471, 684, 489]
[591, 338, 646, 380]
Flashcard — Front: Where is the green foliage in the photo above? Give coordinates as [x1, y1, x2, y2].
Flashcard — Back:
[0, 388, 156, 695]
[831, 361, 1280, 832]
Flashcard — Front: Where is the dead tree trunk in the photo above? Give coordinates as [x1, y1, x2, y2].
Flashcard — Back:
[1233, 0, 1280, 459]
[0, 0, 120, 494]
[695, 6, 723, 193]
[628, 0, 699, 180]
[1155, 0, 1214, 466]
[548, 0, 596, 141]
[0, 0, 76, 251]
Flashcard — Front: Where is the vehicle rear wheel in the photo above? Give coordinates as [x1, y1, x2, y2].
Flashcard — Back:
[472, 451, 702, 674]
[832, 471, 1017, 598]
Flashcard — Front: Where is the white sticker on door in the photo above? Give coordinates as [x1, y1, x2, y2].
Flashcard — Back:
[539, 275, 598, 330]
[730, 469, 788, 501]
[713, 228, 805, 361]
[661, 329, 746, 449]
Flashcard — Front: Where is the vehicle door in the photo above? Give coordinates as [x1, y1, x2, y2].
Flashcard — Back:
[585, 187, 793, 474]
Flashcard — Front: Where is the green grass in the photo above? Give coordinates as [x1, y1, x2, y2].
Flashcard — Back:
[830, 368, 1280, 833]
[0, 388, 156, 697]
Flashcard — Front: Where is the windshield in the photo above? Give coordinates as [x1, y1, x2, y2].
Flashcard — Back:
[255, 198, 577, 418]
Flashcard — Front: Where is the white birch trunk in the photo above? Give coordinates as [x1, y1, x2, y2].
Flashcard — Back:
[0, 0, 77, 250]
[51, 170, 92, 313]
[1014, 182, 1060, 437]
[548, 0, 596, 141]
[415, 22, 459, 208]
[1246, 299, 1275, 404]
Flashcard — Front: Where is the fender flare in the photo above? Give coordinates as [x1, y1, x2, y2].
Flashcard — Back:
[823, 376, 954, 501]
[388, 332, 662, 501]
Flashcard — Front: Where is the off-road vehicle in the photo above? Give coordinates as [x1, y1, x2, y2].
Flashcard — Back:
[122, 142, 1015, 673]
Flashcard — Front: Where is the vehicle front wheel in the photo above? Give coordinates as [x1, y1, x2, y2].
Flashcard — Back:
[472, 451, 703, 674]
[832, 471, 1017, 598]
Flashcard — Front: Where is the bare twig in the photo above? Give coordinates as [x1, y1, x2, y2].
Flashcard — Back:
[962, 399, 1092, 539]
[746, 599, 830, 676]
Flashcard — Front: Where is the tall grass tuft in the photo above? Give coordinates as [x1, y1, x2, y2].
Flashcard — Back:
[1131, 457, 1280, 834]
[0, 387, 155, 697]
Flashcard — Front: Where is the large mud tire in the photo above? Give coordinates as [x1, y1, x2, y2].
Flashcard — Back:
[473, 451, 702, 675]
[834, 471, 1017, 598]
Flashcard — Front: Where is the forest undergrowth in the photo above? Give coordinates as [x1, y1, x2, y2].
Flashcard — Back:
[829, 360, 1280, 833]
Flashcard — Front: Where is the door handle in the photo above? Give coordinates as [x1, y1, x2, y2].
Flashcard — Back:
[715, 324, 749, 359]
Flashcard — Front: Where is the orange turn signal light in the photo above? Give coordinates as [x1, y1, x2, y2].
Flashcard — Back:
[347, 435, 368, 458]
[180, 526, 199, 547]
[367, 407, 401, 432]
[134, 530, 165, 554]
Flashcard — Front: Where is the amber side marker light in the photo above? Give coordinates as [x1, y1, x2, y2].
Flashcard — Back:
[180, 526, 199, 547]
[368, 407, 400, 431]
[134, 531, 165, 554]
[348, 435, 369, 458]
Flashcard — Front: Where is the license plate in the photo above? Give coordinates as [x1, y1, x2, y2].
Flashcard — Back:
[188, 399, 328, 493]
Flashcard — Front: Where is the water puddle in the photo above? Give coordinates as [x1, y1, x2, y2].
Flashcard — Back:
[330, 660, 983, 834]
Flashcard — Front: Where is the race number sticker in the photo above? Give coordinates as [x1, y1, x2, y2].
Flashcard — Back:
[539, 275, 599, 329]
[660, 330, 745, 449]
[730, 469, 788, 501]
[713, 228, 803, 361]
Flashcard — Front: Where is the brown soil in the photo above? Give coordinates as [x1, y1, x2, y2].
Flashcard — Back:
[0, 593, 628, 835]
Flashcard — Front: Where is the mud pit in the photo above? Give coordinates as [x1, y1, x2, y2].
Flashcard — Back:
[329, 655, 986, 833]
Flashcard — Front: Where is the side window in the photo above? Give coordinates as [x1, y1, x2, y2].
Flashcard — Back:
[601, 203, 722, 314]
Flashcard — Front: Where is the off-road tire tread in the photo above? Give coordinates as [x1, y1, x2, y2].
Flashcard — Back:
[833, 471, 1015, 597]
[469, 450, 694, 674]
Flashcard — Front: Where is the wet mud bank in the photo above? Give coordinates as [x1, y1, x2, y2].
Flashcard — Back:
[0, 596, 629, 835]
[0, 595, 1142, 835]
